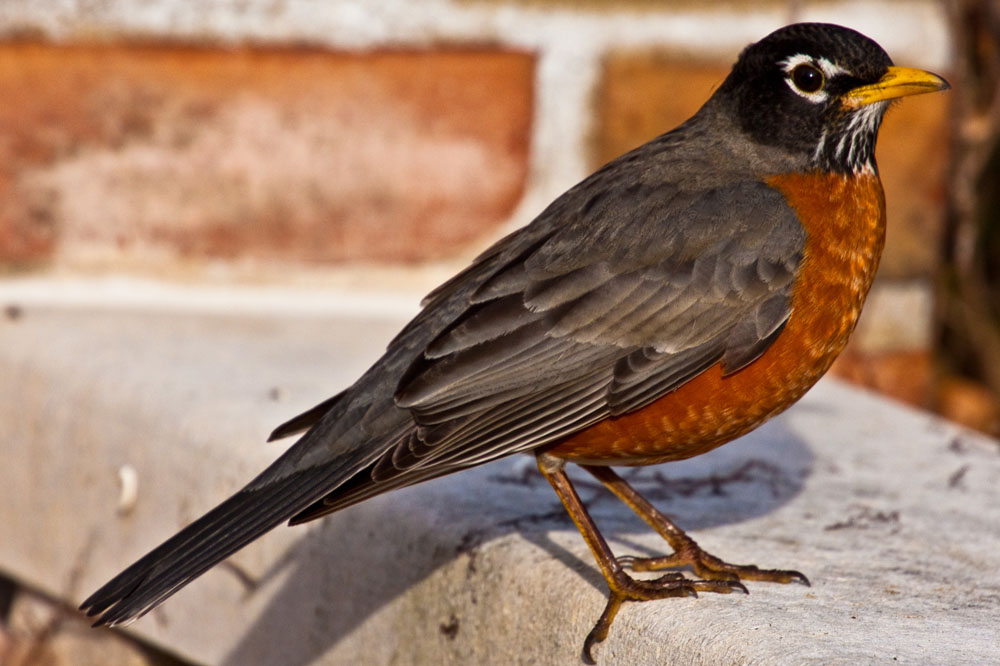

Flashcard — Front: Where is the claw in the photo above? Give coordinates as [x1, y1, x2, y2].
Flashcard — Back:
[582, 594, 620, 664]
[789, 571, 811, 586]
[582, 577, 698, 663]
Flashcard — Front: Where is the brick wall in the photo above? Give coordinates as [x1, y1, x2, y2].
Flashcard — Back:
[0, 1, 960, 415]
[0, 43, 533, 267]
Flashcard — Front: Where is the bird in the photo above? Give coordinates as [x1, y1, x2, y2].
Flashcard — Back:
[80, 22, 949, 661]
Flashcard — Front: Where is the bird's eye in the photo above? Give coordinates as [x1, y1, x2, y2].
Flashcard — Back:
[791, 63, 825, 93]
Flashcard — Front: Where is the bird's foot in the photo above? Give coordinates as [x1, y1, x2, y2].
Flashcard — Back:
[617, 537, 809, 586]
[583, 570, 744, 663]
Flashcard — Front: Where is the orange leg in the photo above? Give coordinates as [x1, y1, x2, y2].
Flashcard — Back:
[581, 464, 810, 586]
[536, 454, 746, 663]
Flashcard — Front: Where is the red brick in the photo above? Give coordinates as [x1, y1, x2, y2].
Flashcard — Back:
[593, 53, 728, 167]
[876, 92, 951, 279]
[830, 348, 933, 409]
[936, 375, 1000, 437]
[0, 44, 534, 268]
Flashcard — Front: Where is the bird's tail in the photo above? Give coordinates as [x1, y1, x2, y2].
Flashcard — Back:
[80, 464, 342, 626]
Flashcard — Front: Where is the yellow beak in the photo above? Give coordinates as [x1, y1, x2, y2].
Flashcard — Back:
[843, 66, 950, 108]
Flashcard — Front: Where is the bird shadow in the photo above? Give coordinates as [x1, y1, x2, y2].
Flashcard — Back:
[219, 417, 813, 666]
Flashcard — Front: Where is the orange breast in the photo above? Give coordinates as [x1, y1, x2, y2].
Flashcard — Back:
[546, 171, 886, 464]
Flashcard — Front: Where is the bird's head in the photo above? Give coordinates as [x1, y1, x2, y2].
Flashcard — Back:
[716, 23, 949, 174]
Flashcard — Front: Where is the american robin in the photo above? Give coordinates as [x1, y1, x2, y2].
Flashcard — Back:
[81, 22, 949, 661]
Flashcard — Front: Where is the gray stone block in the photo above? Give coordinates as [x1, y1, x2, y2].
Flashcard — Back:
[1, 305, 998, 665]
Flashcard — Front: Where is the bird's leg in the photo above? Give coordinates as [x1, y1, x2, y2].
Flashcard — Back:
[580, 464, 810, 586]
[536, 454, 744, 663]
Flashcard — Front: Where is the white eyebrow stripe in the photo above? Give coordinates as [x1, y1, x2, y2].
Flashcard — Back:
[815, 56, 849, 78]
[780, 53, 814, 73]
[781, 54, 850, 79]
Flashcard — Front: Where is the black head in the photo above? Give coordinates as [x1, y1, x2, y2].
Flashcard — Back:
[714, 23, 948, 174]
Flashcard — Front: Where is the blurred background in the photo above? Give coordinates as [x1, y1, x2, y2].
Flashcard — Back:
[0, 0, 996, 664]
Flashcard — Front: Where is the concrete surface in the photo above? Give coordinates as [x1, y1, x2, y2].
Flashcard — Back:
[2, 588, 175, 666]
[1, 303, 999, 665]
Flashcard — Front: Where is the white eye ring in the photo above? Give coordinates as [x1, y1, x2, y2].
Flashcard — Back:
[780, 54, 848, 103]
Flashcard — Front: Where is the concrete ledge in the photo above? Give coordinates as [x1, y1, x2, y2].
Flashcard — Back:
[2, 304, 999, 665]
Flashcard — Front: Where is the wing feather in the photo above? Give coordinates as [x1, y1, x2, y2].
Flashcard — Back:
[290, 179, 806, 527]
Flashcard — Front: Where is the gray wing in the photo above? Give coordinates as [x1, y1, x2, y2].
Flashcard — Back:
[290, 176, 804, 521]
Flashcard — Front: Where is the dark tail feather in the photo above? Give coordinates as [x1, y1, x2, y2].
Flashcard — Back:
[268, 390, 346, 442]
[80, 466, 339, 626]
